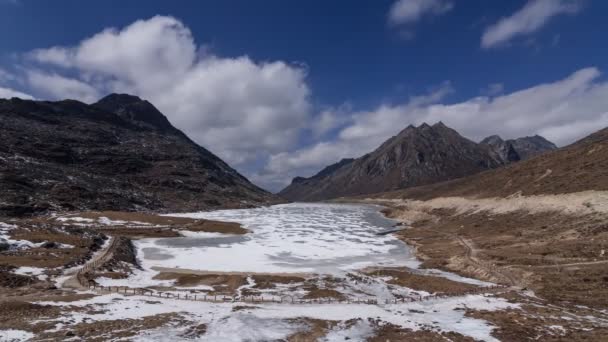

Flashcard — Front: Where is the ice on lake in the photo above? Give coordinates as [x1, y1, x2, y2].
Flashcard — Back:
[137, 203, 420, 274]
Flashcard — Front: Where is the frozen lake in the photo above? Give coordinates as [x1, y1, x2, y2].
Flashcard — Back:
[137, 203, 420, 274]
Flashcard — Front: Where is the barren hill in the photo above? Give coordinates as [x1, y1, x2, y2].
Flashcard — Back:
[280, 122, 556, 201]
[0, 94, 278, 216]
[384, 127, 608, 200]
[480, 134, 557, 163]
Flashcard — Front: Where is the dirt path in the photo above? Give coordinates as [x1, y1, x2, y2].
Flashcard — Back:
[511, 259, 608, 269]
[61, 237, 115, 289]
[432, 230, 520, 288]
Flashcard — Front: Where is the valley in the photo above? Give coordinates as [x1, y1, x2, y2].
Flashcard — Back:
[1, 96, 606, 341]
[1, 201, 607, 341]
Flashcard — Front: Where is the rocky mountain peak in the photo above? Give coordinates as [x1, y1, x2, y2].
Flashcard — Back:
[0, 96, 278, 216]
[480, 135, 504, 145]
[279, 122, 505, 201]
[93, 93, 175, 132]
[481, 133, 557, 162]
[432, 121, 448, 129]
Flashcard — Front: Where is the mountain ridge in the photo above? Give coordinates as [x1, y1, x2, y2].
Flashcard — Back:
[279, 122, 557, 201]
[480, 134, 557, 163]
[0, 94, 278, 216]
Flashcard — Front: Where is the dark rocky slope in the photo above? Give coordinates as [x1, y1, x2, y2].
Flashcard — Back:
[379, 127, 608, 200]
[280, 122, 508, 201]
[0, 94, 278, 217]
[481, 134, 557, 163]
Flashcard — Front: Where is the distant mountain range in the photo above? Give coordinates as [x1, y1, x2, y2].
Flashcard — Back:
[377, 126, 608, 200]
[480, 134, 557, 163]
[279, 122, 557, 201]
[0, 94, 278, 216]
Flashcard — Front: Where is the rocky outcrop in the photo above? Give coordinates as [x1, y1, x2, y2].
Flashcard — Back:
[0, 94, 278, 217]
[378, 126, 608, 199]
[279, 122, 506, 201]
[480, 135, 557, 163]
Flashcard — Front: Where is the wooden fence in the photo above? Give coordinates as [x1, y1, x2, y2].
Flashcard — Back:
[86, 283, 508, 305]
[76, 235, 511, 306]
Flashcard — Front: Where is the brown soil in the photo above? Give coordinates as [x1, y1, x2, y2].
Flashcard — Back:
[369, 321, 476, 342]
[92, 227, 181, 238]
[231, 305, 260, 312]
[0, 218, 106, 270]
[252, 274, 305, 289]
[0, 301, 63, 334]
[467, 295, 608, 341]
[302, 286, 345, 300]
[364, 268, 480, 294]
[36, 312, 182, 341]
[0, 265, 38, 288]
[75, 210, 248, 235]
[378, 204, 608, 308]
[286, 318, 338, 342]
[376, 127, 608, 200]
[180, 322, 208, 339]
[153, 272, 247, 294]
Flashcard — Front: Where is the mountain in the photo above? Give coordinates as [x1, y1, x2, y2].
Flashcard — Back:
[0, 94, 278, 217]
[279, 122, 506, 201]
[386, 127, 608, 200]
[480, 134, 557, 163]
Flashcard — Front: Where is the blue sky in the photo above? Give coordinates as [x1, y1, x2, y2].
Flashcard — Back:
[1, 0, 607, 191]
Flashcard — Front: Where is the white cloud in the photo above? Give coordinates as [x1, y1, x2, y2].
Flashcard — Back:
[265, 67, 608, 191]
[0, 68, 15, 83]
[482, 83, 505, 96]
[24, 16, 311, 170]
[26, 70, 100, 103]
[0, 86, 34, 100]
[7, 15, 607, 193]
[482, 0, 582, 48]
[388, 0, 453, 25]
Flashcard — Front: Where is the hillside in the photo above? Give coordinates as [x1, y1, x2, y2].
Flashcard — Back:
[280, 122, 557, 201]
[480, 134, 557, 163]
[0, 94, 278, 217]
[360, 126, 608, 310]
[382, 127, 608, 200]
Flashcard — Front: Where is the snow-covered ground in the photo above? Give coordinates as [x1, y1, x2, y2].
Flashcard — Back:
[97, 203, 490, 290]
[0, 329, 34, 342]
[12, 266, 48, 281]
[151, 203, 418, 274]
[0, 221, 73, 251]
[35, 292, 516, 342]
[39, 203, 516, 340]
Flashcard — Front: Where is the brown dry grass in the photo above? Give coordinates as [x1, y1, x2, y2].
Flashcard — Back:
[37, 312, 182, 341]
[0, 222, 104, 269]
[302, 286, 345, 300]
[153, 272, 247, 294]
[383, 205, 608, 308]
[375, 127, 608, 200]
[252, 274, 305, 289]
[365, 268, 480, 294]
[76, 210, 248, 234]
[286, 319, 338, 342]
[368, 322, 476, 342]
[467, 301, 608, 341]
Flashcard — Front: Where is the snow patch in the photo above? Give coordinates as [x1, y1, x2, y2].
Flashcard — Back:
[0, 329, 34, 341]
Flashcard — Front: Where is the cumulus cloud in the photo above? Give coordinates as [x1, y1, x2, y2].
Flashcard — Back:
[26, 70, 100, 103]
[24, 16, 311, 170]
[6, 15, 607, 193]
[263, 67, 608, 191]
[482, 83, 505, 96]
[388, 0, 453, 25]
[482, 0, 583, 48]
[0, 69, 34, 99]
[0, 87, 35, 100]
